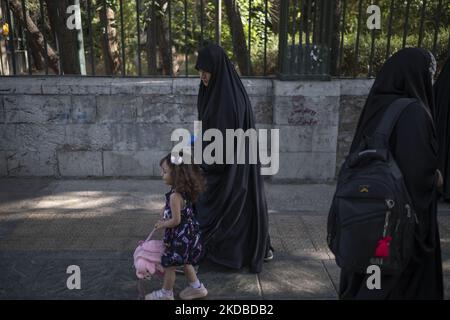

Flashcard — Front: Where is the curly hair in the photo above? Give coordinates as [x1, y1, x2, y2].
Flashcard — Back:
[160, 152, 206, 203]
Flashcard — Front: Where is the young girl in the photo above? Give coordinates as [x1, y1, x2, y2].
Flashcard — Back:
[145, 152, 208, 300]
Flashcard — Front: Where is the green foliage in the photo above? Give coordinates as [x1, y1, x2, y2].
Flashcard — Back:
[339, 28, 450, 77]
[10, 0, 450, 76]
[339, 0, 449, 76]
[78, 0, 281, 76]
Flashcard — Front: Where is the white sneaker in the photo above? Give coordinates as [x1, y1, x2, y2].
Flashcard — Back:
[179, 283, 208, 300]
[145, 289, 174, 300]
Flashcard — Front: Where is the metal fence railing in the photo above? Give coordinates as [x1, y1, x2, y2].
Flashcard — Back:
[278, 0, 450, 79]
[0, 0, 449, 78]
[278, 0, 334, 79]
[0, 0, 277, 77]
[336, 0, 450, 78]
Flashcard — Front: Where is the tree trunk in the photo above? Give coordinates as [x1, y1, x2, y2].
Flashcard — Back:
[224, 0, 252, 75]
[26, 35, 44, 70]
[269, 0, 280, 34]
[100, 5, 121, 75]
[155, 0, 172, 75]
[8, 0, 59, 74]
[45, 0, 80, 74]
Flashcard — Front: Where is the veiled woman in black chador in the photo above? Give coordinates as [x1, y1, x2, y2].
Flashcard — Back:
[340, 48, 443, 299]
[194, 44, 272, 274]
[434, 57, 450, 201]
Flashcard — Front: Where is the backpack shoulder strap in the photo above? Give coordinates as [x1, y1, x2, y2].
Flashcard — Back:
[372, 98, 418, 144]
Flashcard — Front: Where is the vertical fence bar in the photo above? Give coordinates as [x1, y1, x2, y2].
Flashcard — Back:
[278, 0, 288, 76]
[326, 0, 333, 77]
[248, 0, 251, 75]
[102, 0, 109, 74]
[354, 0, 363, 76]
[184, 0, 188, 76]
[119, 0, 126, 76]
[87, 0, 95, 75]
[148, 0, 157, 75]
[432, 0, 442, 55]
[136, 0, 141, 76]
[215, 0, 221, 46]
[368, 1, 378, 77]
[0, 0, 3, 75]
[169, 0, 172, 76]
[75, 0, 86, 75]
[38, 0, 48, 75]
[291, 0, 298, 72]
[54, 6, 62, 75]
[318, 0, 325, 74]
[18, 12, 23, 53]
[0, 37, 3, 75]
[319, 0, 325, 46]
[312, 0, 317, 44]
[418, 0, 427, 47]
[21, 0, 31, 74]
[0, 0, 2, 73]
[305, 0, 311, 47]
[402, 0, 411, 48]
[297, 0, 304, 75]
[200, 0, 204, 46]
[5, 0, 16, 75]
[385, 0, 394, 59]
[304, 0, 311, 74]
[263, 0, 268, 75]
[17, 11, 22, 51]
[368, 29, 375, 77]
[338, 0, 347, 75]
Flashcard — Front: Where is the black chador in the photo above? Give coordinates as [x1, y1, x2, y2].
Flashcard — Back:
[341, 48, 443, 299]
[194, 44, 272, 274]
[434, 58, 450, 201]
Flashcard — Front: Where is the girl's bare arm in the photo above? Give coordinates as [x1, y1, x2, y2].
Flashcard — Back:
[155, 192, 182, 229]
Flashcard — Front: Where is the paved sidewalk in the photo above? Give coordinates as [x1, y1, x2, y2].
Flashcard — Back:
[0, 178, 449, 300]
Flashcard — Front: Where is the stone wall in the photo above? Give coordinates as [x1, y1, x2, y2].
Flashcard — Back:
[0, 77, 373, 182]
[336, 79, 374, 173]
[273, 81, 340, 181]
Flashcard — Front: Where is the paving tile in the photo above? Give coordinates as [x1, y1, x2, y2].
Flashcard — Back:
[0, 258, 47, 299]
[26, 259, 115, 299]
[258, 252, 337, 299]
[196, 261, 262, 300]
[322, 260, 340, 295]
[1, 178, 449, 300]
[301, 215, 335, 260]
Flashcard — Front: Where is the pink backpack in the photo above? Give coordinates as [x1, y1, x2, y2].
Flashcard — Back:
[133, 228, 165, 279]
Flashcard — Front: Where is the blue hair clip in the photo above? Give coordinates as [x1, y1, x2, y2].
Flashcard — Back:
[190, 135, 197, 146]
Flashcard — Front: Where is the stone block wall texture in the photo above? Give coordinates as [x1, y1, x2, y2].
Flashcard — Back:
[0, 77, 373, 182]
[336, 79, 375, 174]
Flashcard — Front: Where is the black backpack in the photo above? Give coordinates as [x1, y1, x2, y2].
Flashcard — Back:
[327, 98, 419, 275]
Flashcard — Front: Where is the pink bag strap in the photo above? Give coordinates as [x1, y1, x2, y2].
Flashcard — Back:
[145, 228, 157, 242]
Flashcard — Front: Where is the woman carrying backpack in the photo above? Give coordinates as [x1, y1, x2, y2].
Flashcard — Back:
[340, 48, 444, 300]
